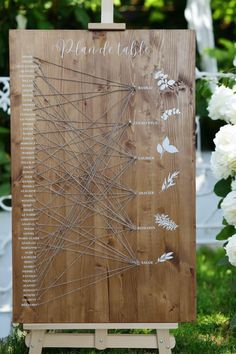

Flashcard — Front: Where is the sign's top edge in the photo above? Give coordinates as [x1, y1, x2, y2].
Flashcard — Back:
[9, 29, 195, 33]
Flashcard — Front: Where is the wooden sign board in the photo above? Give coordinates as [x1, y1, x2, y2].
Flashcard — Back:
[10, 30, 195, 324]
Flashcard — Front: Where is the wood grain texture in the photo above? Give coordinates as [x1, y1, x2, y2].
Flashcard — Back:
[10, 29, 196, 323]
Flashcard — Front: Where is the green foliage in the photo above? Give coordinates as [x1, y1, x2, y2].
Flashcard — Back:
[196, 80, 212, 117]
[0, 325, 26, 354]
[214, 177, 232, 197]
[230, 314, 236, 330]
[216, 225, 236, 240]
[0, 122, 10, 196]
[212, 0, 236, 26]
[207, 38, 236, 72]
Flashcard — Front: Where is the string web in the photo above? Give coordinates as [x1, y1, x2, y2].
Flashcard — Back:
[28, 57, 157, 306]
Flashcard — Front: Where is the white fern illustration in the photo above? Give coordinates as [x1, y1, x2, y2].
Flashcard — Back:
[154, 213, 178, 231]
[156, 252, 174, 263]
[161, 108, 180, 121]
[156, 136, 178, 157]
[161, 171, 179, 191]
[153, 70, 176, 90]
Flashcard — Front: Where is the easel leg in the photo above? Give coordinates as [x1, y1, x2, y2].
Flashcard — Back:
[25, 330, 45, 354]
[156, 329, 173, 354]
[95, 329, 107, 350]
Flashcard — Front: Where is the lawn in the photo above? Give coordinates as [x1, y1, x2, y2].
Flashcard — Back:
[1, 247, 236, 354]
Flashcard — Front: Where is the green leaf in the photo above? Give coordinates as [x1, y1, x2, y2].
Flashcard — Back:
[219, 38, 235, 50]
[222, 217, 228, 225]
[0, 127, 9, 134]
[231, 280, 236, 292]
[75, 8, 90, 28]
[216, 225, 236, 240]
[0, 183, 10, 196]
[214, 177, 232, 197]
[217, 198, 223, 209]
[230, 313, 236, 330]
[0, 151, 10, 165]
[217, 256, 230, 266]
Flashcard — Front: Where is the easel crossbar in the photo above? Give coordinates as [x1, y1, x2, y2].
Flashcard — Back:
[24, 324, 178, 353]
[23, 323, 178, 330]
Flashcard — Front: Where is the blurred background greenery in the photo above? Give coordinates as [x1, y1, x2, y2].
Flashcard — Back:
[1, 0, 236, 76]
[1, 0, 236, 196]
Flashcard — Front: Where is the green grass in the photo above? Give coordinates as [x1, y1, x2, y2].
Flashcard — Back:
[1, 247, 236, 354]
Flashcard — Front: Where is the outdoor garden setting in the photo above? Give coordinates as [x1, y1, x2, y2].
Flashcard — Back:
[1, 0, 236, 353]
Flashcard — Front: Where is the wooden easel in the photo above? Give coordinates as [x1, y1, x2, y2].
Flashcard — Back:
[24, 323, 178, 354]
[23, 1, 178, 353]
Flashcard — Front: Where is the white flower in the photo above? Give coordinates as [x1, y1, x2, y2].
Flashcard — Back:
[225, 234, 236, 266]
[211, 151, 232, 179]
[211, 125, 236, 179]
[231, 179, 236, 191]
[214, 124, 236, 153]
[221, 191, 236, 226]
[225, 93, 236, 125]
[207, 85, 236, 124]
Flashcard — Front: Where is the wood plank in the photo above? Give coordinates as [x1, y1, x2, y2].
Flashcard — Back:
[26, 333, 175, 349]
[10, 29, 195, 323]
[23, 323, 178, 330]
[88, 23, 126, 30]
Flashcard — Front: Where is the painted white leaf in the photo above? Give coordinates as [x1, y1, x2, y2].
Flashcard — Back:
[168, 109, 172, 115]
[166, 252, 174, 257]
[165, 144, 178, 153]
[157, 79, 163, 86]
[162, 181, 167, 191]
[162, 137, 170, 148]
[154, 70, 162, 79]
[157, 144, 163, 154]
[162, 113, 168, 120]
[167, 79, 175, 86]
[162, 137, 178, 154]
[160, 84, 166, 90]
[157, 252, 174, 263]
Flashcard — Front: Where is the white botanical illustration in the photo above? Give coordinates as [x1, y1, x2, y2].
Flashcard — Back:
[156, 136, 178, 157]
[154, 213, 178, 231]
[161, 171, 179, 191]
[156, 252, 174, 263]
[161, 108, 181, 121]
[153, 70, 176, 90]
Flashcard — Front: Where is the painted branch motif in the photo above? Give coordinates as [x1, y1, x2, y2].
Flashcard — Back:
[157, 252, 174, 263]
[161, 171, 179, 192]
[161, 108, 181, 121]
[153, 70, 175, 90]
[155, 213, 178, 231]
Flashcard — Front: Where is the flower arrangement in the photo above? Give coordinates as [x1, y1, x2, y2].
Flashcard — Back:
[208, 84, 236, 266]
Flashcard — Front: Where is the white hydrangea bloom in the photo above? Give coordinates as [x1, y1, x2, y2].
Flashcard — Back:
[211, 125, 236, 179]
[211, 151, 232, 179]
[221, 191, 236, 226]
[231, 179, 236, 191]
[225, 234, 236, 266]
[214, 124, 236, 153]
[207, 85, 236, 124]
[224, 93, 236, 125]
